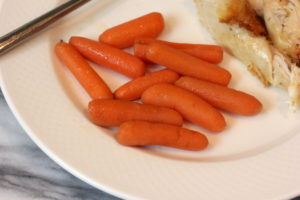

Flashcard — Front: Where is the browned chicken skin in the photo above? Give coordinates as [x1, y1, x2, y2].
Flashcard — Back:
[218, 0, 266, 36]
[248, 0, 264, 16]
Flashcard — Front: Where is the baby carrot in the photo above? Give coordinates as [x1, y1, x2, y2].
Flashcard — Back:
[135, 37, 223, 64]
[143, 43, 231, 86]
[141, 83, 226, 132]
[99, 12, 164, 48]
[175, 76, 262, 116]
[117, 121, 209, 151]
[114, 69, 180, 100]
[70, 36, 146, 78]
[55, 42, 113, 100]
[88, 99, 183, 126]
[134, 43, 149, 62]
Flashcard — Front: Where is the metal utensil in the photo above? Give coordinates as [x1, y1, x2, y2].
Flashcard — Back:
[0, 0, 91, 56]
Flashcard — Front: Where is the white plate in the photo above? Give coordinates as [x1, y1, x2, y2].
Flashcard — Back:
[1, 0, 300, 199]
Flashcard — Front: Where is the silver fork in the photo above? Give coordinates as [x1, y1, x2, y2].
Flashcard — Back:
[0, 0, 91, 56]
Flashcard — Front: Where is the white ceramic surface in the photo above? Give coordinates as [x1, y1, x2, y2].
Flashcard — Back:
[0, 0, 300, 199]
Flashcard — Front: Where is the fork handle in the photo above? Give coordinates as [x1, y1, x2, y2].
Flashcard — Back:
[0, 0, 90, 56]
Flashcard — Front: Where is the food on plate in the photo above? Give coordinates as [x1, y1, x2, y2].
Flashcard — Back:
[55, 42, 113, 100]
[141, 83, 226, 132]
[217, 0, 267, 36]
[99, 12, 164, 48]
[194, 0, 300, 109]
[70, 36, 146, 78]
[141, 43, 231, 86]
[88, 99, 183, 126]
[117, 121, 209, 151]
[134, 37, 223, 64]
[55, 11, 265, 151]
[114, 69, 180, 100]
[247, 0, 264, 16]
[175, 76, 262, 116]
[133, 43, 152, 62]
[262, 0, 300, 61]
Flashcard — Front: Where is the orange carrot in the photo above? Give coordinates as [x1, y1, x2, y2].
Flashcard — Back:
[114, 69, 180, 100]
[141, 83, 226, 132]
[143, 43, 231, 86]
[134, 43, 150, 62]
[99, 12, 164, 48]
[69, 36, 146, 78]
[175, 76, 262, 116]
[88, 99, 183, 126]
[55, 42, 113, 100]
[117, 121, 209, 151]
[135, 37, 223, 64]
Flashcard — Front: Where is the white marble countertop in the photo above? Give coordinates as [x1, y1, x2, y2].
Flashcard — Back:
[0, 88, 121, 200]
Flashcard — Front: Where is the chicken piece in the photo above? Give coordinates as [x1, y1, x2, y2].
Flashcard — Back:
[247, 0, 264, 16]
[217, 0, 266, 36]
[194, 0, 300, 109]
[263, 0, 300, 61]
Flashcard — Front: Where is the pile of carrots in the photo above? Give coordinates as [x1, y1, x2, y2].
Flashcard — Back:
[55, 12, 262, 151]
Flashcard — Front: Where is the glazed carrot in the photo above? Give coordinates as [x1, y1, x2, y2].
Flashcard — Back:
[117, 121, 209, 151]
[88, 99, 183, 126]
[175, 76, 262, 116]
[70, 36, 146, 78]
[135, 37, 223, 64]
[99, 12, 164, 48]
[55, 42, 113, 100]
[114, 69, 180, 100]
[134, 43, 149, 61]
[141, 83, 226, 132]
[143, 43, 231, 86]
